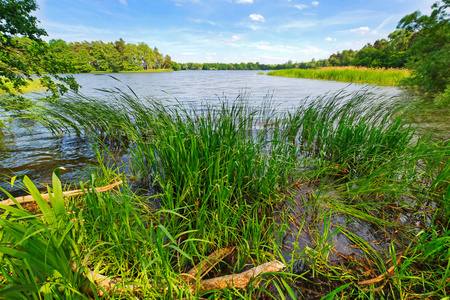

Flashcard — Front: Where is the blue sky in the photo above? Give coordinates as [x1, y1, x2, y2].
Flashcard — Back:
[34, 0, 435, 64]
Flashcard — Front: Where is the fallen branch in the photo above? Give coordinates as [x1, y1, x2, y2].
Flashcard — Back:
[182, 247, 236, 284]
[193, 260, 286, 293]
[358, 253, 402, 288]
[86, 269, 140, 296]
[76, 257, 285, 296]
[0, 181, 123, 206]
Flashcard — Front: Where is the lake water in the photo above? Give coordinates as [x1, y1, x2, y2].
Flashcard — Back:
[0, 70, 403, 196]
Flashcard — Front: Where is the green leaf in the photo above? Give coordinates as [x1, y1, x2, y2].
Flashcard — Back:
[271, 281, 286, 300]
[50, 170, 66, 216]
[22, 176, 55, 225]
[320, 282, 352, 300]
[157, 225, 177, 245]
[0, 284, 39, 297]
[168, 244, 192, 260]
[280, 278, 297, 300]
[0, 246, 28, 259]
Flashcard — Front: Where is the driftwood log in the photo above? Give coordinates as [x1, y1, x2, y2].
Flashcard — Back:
[181, 246, 236, 284]
[193, 260, 286, 293]
[0, 181, 123, 206]
[79, 247, 285, 296]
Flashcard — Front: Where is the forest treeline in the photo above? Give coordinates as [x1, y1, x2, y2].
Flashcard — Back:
[179, 62, 275, 70]
[48, 39, 180, 73]
[45, 38, 179, 73]
[276, 30, 411, 70]
[179, 30, 412, 71]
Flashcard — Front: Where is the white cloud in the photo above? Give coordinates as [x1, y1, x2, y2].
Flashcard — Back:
[223, 34, 243, 43]
[311, 1, 319, 6]
[119, 0, 127, 5]
[324, 37, 336, 42]
[255, 43, 309, 54]
[248, 24, 261, 30]
[276, 21, 317, 31]
[298, 46, 321, 54]
[236, 0, 253, 3]
[350, 26, 378, 35]
[295, 4, 307, 10]
[249, 14, 265, 22]
[191, 19, 216, 26]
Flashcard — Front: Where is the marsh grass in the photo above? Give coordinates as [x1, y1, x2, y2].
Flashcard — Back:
[267, 67, 411, 86]
[1, 88, 449, 298]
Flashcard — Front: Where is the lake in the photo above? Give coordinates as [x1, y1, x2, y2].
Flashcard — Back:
[0, 70, 404, 196]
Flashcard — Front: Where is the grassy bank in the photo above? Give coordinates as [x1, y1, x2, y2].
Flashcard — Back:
[1, 90, 449, 298]
[267, 67, 411, 86]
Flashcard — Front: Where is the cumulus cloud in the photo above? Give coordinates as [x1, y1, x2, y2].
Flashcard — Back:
[295, 4, 307, 10]
[249, 14, 265, 22]
[311, 1, 319, 6]
[236, 0, 253, 3]
[350, 26, 378, 35]
[324, 37, 336, 42]
[119, 0, 128, 5]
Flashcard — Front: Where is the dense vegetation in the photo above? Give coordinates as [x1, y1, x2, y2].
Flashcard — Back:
[267, 67, 410, 86]
[1, 90, 449, 299]
[0, 0, 79, 110]
[265, 0, 450, 106]
[47, 38, 178, 73]
[178, 61, 276, 71]
[0, 0, 177, 113]
[1, 0, 449, 299]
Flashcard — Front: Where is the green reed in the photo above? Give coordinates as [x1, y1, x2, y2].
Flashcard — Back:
[268, 67, 411, 86]
[2, 88, 448, 298]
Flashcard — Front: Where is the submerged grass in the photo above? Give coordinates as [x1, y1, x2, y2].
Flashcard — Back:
[267, 67, 411, 86]
[1, 88, 449, 298]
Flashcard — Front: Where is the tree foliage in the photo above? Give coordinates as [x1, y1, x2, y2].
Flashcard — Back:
[0, 0, 79, 109]
[398, 0, 450, 98]
[262, 1, 449, 103]
[44, 38, 173, 73]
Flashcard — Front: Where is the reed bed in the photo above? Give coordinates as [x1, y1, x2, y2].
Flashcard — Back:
[267, 67, 411, 86]
[1, 89, 449, 298]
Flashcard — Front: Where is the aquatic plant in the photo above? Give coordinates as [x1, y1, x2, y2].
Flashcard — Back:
[2, 89, 448, 298]
[267, 67, 411, 86]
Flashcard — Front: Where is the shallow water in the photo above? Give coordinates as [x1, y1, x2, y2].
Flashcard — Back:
[0, 70, 403, 197]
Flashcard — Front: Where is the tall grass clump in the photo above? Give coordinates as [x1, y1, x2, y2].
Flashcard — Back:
[267, 66, 411, 86]
[32, 90, 301, 252]
[18, 87, 450, 298]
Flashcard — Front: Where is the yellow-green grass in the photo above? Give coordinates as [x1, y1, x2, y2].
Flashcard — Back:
[267, 66, 411, 86]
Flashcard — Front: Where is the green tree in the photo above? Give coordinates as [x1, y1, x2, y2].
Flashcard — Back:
[163, 54, 172, 69]
[171, 61, 181, 71]
[153, 47, 163, 69]
[123, 43, 142, 71]
[137, 43, 155, 70]
[398, 0, 450, 96]
[0, 0, 79, 110]
[114, 38, 126, 56]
